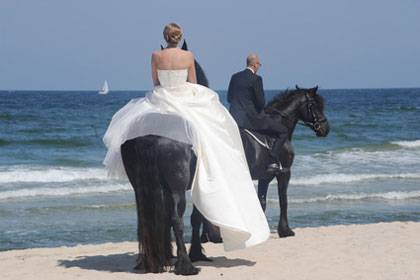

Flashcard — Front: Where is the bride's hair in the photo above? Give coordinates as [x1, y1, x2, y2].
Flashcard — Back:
[163, 23, 183, 44]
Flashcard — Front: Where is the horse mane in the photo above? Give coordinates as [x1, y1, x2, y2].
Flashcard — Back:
[266, 89, 297, 109]
[266, 88, 325, 111]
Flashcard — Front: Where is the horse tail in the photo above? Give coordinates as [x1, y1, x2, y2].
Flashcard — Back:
[121, 137, 172, 273]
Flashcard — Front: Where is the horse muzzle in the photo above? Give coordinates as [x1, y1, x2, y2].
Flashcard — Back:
[315, 119, 329, 137]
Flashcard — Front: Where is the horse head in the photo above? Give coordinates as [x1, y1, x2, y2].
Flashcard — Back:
[296, 86, 329, 137]
[266, 86, 330, 137]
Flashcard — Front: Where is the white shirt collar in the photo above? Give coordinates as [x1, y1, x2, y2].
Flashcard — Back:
[246, 67, 255, 74]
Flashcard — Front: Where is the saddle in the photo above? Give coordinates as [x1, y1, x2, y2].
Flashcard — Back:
[241, 128, 275, 150]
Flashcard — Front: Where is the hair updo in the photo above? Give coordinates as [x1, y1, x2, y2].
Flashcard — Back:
[163, 23, 183, 44]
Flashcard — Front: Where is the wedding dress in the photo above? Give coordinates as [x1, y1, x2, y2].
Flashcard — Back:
[103, 69, 270, 250]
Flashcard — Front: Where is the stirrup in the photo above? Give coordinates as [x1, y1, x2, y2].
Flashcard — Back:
[266, 163, 280, 174]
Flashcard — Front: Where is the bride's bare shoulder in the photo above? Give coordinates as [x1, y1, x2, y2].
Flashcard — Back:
[151, 50, 165, 64]
[180, 49, 194, 60]
[152, 49, 163, 57]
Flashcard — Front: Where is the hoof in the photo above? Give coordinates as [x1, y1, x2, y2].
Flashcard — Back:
[174, 260, 200, 275]
[208, 235, 222, 244]
[201, 232, 222, 244]
[133, 258, 142, 270]
[278, 228, 295, 238]
[189, 252, 212, 263]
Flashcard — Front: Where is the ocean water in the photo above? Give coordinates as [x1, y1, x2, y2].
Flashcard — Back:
[0, 88, 419, 251]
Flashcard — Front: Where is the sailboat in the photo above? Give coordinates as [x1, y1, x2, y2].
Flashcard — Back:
[99, 80, 109, 94]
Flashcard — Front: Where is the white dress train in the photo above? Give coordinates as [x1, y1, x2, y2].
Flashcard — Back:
[103, 69, 270, 250]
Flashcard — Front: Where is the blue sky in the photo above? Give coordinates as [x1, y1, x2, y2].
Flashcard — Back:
[1, 0, 419, 90]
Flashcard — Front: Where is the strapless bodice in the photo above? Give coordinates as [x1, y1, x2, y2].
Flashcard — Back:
[157, 69, 188, 88]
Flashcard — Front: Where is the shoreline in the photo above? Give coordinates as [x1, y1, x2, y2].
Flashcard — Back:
[1, 222, 419, 280]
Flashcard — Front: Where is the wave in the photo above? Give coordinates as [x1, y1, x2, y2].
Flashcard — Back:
[0, 138, 94, 147]
[324, 140, 420, 154]
[294, 141, 420, 171]
[0, 139, 11, 146]
[289, 172, 420, 186]
[0, 166, 108, 183]
[395, 106, 420, 111]
[0, 183, 131, 200]
[5, 203, 137, 215]
[0, 113, 11, 120]
[0, 113, 39, 122]
[391, 140, 420, 149]
[27, 138, 91, 147]
[268, 190, 420, 204]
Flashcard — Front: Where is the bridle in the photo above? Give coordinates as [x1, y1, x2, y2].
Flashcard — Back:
[266, 92, 325, 132]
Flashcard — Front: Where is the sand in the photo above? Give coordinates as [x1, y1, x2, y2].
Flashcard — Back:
[1, 222, 419, 280]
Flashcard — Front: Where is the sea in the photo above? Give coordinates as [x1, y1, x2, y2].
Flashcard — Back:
[1, 88, 419, 251]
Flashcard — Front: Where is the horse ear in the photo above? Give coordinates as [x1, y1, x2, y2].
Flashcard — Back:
[160, 45, 164, 50]
[314, 85, 319, 93]
[295, 85, 300, 90]
[181, 40, 188, 50]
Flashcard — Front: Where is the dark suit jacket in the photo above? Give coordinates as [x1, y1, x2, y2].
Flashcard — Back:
[227, 68, 268, 130]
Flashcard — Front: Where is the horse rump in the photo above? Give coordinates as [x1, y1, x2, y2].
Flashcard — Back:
[121, 136, 173, 273]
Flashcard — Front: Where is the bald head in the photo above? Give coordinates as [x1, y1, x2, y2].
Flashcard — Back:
[246, 54, 259, 66]
[246, 54, 261, 73]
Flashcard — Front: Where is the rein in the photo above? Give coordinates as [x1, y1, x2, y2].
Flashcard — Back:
[265, 106, 305, 126]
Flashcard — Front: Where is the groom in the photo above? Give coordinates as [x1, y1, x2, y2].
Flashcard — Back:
[227, 54, 289, 173]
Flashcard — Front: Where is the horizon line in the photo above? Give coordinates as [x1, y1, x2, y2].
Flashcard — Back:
[1, 86, 420, 92]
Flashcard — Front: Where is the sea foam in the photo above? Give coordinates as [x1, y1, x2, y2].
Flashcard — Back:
[391, 140, 420, 149]
[288, 172, 420, 186]
[0, 166, 108, 183]
[0, 183, 131, 200]
[268, 190, 420, 204]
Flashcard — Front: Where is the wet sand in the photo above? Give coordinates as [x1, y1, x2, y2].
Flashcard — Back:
[1, 222, 419, 280]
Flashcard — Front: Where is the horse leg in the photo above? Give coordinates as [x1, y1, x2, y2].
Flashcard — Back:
[189, 205, 212, 262]
[276, 171, 295, 237]
[257, 178, 272, 212]
[200, 219, 209, 243]
[170, 191, 200, 275]
[133, 198, 143, 270]
[200, 218, 222, 244]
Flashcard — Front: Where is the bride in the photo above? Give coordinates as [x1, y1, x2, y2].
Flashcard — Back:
[103, 23, 270, 251]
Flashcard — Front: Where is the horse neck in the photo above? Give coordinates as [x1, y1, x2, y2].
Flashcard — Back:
[268, 93, 305, 140]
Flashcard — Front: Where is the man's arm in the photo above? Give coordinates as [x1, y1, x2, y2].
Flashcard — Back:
[253, 76, 266, 113]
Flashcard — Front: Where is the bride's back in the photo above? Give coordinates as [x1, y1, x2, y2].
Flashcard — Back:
[153, 48, 193, 70]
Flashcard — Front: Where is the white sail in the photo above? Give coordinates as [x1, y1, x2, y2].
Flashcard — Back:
[99, 80, 109, 94]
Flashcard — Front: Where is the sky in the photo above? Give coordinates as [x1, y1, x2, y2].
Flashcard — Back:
[1, 0, 419, 90]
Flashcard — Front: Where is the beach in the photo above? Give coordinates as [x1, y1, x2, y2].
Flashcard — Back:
[1, 222, 419, 280]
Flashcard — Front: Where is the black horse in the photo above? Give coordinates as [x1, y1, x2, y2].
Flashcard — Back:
[120, 40, 208, 275]
[121, 135, 199, 274]
[246, 85, 329, 237]
[198, 86, 330, 244]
